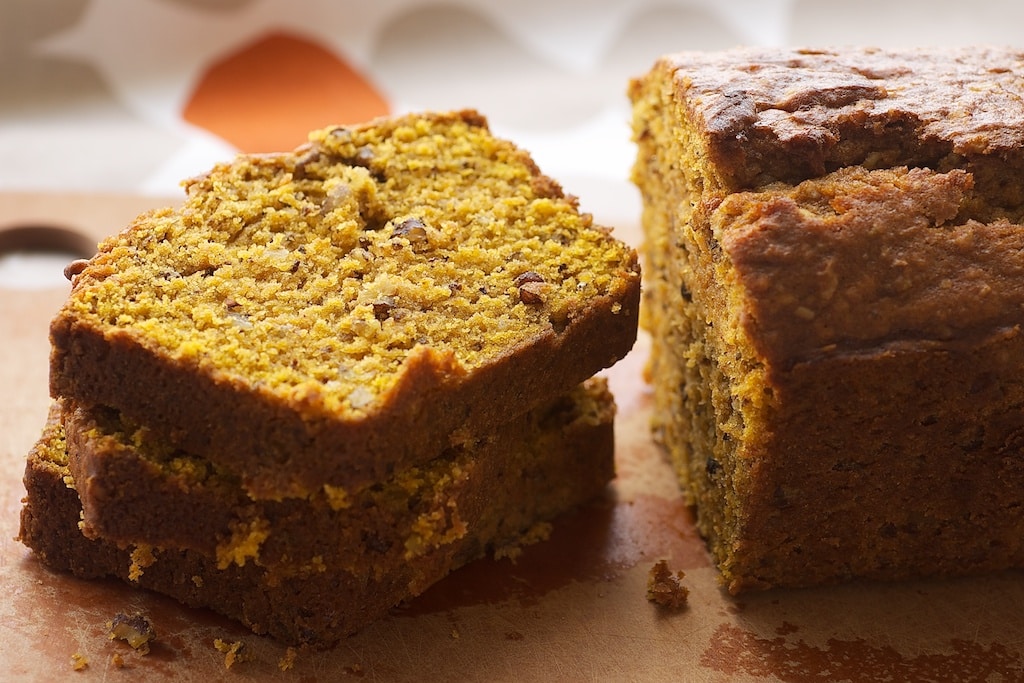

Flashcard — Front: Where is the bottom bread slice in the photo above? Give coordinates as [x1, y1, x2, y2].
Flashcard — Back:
[19, 380, 615, 647]
[63, 381, 614, 578]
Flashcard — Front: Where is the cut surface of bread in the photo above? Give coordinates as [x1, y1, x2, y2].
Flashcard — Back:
[51, 109, 640, 498]
[63, 381, 616, 577]
[20, 379, 616, 647]
[630, 46, 1024, 592]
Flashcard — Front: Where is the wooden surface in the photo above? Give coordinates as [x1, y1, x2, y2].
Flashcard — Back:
[1, 192, 1022, 681]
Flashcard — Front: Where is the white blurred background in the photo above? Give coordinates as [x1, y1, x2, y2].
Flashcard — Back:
[1, 0, 1021, 285]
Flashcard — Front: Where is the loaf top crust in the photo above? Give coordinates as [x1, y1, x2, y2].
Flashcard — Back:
[649, 46, 1024, 191]
[716, 166, 1024, 371]
[50, 110, 639, 497]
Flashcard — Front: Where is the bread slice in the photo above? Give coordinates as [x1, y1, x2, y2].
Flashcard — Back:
[50, 110, 639, 499]
[630, 46, 1024, 593]
[62, 380, 616, 576]
[20, 379, 615, 646]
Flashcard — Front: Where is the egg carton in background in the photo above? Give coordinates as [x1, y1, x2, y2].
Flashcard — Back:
[1, 0, 1022, 229]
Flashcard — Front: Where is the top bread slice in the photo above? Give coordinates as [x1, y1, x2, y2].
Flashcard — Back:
[633, 46, 1024, 198]
[50, 110, 640, 499]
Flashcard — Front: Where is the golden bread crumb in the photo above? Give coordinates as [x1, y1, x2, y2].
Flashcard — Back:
[214, 638, 252, 668]
[646, 560, 689, 610]
[215, 518, 271, 569]
[127, 545, 156, 581]
[278, 646, 298, 671]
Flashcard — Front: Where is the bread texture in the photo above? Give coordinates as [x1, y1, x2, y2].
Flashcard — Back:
[63, 380, 615, 577]
[20, 380, 615, 647]
[630, 46, 1024, 593]
[50, 109, 639, 499]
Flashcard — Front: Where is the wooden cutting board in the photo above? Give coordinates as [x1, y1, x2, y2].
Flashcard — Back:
[1, 192, 1022, 682]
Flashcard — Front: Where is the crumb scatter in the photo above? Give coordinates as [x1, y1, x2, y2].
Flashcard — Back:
[646, 559, 689, 610]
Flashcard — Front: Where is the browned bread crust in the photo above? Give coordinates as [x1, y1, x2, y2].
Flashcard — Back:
[62, 381, 616, 575]
[719, 166, 1024, 367]
[49, 110, 639, 499]
[644, 46, 1024, 198]
[631, 46, 1024, 593]
[712, 167, 1024, 590]
[20, 381, 615, 647]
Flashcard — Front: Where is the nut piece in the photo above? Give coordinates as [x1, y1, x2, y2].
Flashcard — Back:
[517, 281, 546, 305]
[391, 217, 428, 241]
[63, 258, 90, 281]
[292, 145, 322, 179]
[372, 296, 396, 321]
[107, 612, 156, 654]
[353, 145, 375, 167]
[320, 182, 352, 214]
[513, 271, 545, 287]
[514, 271, 548, 305]
[389, 217, 431, 252]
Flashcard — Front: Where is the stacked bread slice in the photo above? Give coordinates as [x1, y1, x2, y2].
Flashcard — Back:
[18, 110, 640, 646]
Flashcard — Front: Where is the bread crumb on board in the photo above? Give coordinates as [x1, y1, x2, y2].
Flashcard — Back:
[278, 646, 298, 671]
[646, 560, 689, 610]
[213, 638, 253, 669]
[107, 612, 156, 654]
[70, 652, 89, 671]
